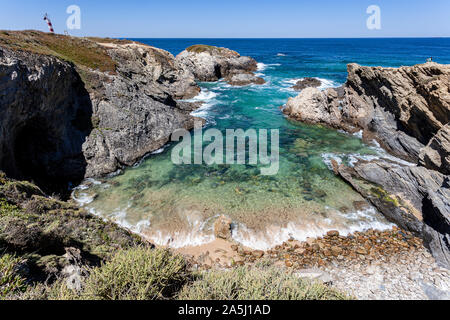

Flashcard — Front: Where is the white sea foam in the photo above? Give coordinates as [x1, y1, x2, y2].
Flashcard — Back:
[145, 215, 216, 248]
[257, 63, 267, 71]
[276, 53, 286, 56]
[257, 63, 281, 71]
[231, 207, 394, 250]
[322, 149, 415, 171]
[189, 89, 218, 101]
[151, 147, 165, 155]
[71, 191, 95, 205]
[187, 88, 219, 121]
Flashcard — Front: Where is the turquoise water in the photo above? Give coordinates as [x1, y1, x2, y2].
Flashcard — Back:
[73, 39, 450, 249]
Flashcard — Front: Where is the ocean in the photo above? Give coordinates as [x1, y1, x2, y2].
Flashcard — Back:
[72, 38, 450, 250]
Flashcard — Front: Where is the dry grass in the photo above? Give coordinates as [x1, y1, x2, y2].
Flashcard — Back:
[45, 247, 190, 300]
[178, 266, 349, 300]
[0, 30, 117, 73]
[0, 253, 27, 298]
[9, 247, 350, 301]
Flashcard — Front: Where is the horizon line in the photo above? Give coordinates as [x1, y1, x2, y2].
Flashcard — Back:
[2, 30, 449, 39]
[123, 36, 450, 39]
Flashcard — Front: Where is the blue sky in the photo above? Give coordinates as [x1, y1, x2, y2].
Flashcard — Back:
[0, 0, 449, 38]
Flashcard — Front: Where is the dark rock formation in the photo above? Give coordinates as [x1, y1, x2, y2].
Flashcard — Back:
[337, 160, 450, 268]
[0, 36, 202, 194]
[0, 48, 93, 194]
[176, 45, 265, 86]
[292, 77, 322, 91]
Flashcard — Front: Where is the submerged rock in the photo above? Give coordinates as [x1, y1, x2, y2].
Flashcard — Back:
[214, 215, 233, 240]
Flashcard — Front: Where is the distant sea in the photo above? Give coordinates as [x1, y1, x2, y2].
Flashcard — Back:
[73, 38, 450, 249]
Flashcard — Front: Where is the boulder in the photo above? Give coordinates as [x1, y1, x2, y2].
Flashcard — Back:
[292, 77, 321, 91]
[283, 87, 344, 129]
[214, 215, 233, 240]
[225, 72, 266, 86]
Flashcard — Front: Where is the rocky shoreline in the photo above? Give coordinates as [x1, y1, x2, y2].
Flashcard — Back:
[176, 228, 449, 300]
[283, 62, 450, 269]
[0, 32, 264, 196]
[1, 31, 449, 300]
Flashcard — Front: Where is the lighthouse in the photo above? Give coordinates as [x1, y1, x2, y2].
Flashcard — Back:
[43, 13, 55, 33]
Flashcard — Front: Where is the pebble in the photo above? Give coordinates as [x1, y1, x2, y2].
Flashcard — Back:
[191, 228, 450, 299]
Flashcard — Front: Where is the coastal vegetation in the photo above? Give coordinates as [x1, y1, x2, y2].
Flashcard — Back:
[0, 174, 347, 301]
[0, 30, 117, 73]
[1, 31, 449, 300]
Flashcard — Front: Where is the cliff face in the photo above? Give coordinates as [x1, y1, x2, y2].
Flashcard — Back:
[0, 32, 201, 194]
[0, 48, 93, 193]
[284, 62, 450, 267]
[80, 43, 202, 179]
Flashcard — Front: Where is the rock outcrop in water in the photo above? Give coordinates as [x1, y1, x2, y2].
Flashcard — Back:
[0, 31, 202, 194]
[284, 63, 450, 162]
[292, 77, 322, 91]
[176, 45, 265, 86]
[284, 62, 450, 268]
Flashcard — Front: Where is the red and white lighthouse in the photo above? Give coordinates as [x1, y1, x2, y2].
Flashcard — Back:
[43, 13, 54, 33]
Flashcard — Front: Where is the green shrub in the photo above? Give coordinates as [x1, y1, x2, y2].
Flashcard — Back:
[0, 253, 27, 299]
[49, 247, 189, 300]
[178, 266, 349, 300]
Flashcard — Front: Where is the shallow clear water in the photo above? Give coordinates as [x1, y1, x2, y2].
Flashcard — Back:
[73, 38, 450, 249]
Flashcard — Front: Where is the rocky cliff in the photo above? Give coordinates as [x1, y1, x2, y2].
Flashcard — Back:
[176, 45, 265, 86]
[284, 63, 450, 268]
[284, 63, 450, 162]
[0, 31, 201, 195]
